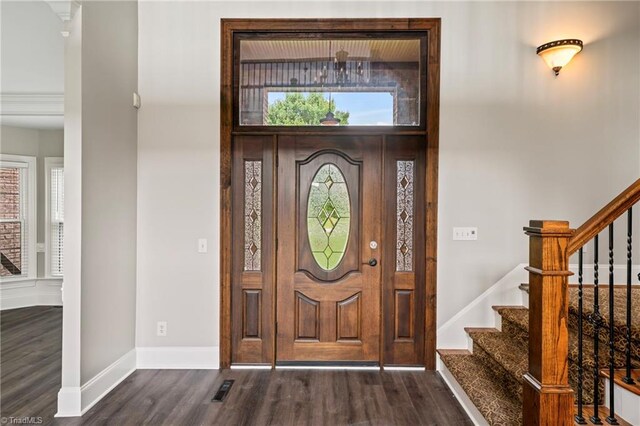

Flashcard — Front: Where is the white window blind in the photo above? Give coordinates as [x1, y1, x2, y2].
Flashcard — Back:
[0, 161, 31, 278]
[50, 167, 64, 276]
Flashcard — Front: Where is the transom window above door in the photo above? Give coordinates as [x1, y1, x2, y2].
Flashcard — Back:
[236, 34, 426, 128]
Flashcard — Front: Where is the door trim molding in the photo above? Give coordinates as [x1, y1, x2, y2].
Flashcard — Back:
[220, 18, 441, 369]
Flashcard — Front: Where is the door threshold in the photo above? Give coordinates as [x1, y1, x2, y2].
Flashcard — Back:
[383, 366, 426, 371]
[230, 364, 272, 370]
[275, 361, 380, 370]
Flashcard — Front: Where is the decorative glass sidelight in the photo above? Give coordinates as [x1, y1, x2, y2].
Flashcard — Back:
[396, 160, 414, 271]
[307, 163, 350, 271]
[244, 161, 262, 271]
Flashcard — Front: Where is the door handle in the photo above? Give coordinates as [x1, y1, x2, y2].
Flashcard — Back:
[365, 258, 377, 267]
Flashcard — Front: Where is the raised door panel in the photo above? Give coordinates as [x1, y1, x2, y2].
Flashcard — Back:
[394, 290, 414, 340]
[243, 290, 262, 339]
[337, 292, 362, 342]
[295, 292, 320, 341]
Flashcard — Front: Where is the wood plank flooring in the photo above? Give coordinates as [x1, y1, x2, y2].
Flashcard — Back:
[55, 369, 472, 425]
[1, 306, 62, 425]
[1, 306, 471, 425]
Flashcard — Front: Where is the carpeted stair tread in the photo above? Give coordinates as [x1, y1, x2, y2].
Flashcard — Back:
[494, 306, 528, 332]
[494, 307, 638, 369]
[468, 330, 528, 385]
[568, 287, 640, 359]
[568, 287, 640, 339]
[518, 286, 640, 346]
[515, 284, 638, 345]
[494, 306, 640, 369]
[439, 351, 522, 426]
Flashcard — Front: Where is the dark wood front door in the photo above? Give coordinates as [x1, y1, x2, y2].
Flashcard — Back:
[276, 136, 382, 363]
[230, 134, 427, 365]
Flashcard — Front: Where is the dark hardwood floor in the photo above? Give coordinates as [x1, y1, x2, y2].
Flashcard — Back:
[55, 368, 471, 425]
[1, 306, 471, 425]
[1, 306, 62, 425]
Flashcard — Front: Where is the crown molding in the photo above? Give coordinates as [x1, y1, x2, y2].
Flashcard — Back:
[0, 93, 64, 116]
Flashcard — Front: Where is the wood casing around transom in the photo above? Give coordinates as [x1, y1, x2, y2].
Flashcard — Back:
[220, 18, 441, 369]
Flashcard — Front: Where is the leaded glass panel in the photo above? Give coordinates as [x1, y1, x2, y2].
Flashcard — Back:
[396, 160, 414, 271]
[307, 164, 350, 271]
[244, 161, 262, 271]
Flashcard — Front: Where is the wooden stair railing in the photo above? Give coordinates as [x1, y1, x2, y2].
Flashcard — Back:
[523, 178, 640, 426]
[568, 179, 640, 256]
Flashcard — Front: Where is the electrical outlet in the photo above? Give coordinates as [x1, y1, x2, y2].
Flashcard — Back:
[453, 227, 478, 241]
[157, 321, 167, 337]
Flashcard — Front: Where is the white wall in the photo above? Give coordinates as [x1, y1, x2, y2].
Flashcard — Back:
[136, 1, 640, 353]
[0, 125, 64, 277]
[80, 0, 138, 385]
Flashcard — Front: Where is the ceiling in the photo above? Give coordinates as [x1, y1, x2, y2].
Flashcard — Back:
[240, 39, 421, 62]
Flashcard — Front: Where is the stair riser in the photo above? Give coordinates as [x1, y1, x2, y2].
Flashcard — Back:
[472, 342, 523, 402]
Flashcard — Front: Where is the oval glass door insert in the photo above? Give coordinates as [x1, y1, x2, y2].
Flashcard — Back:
[307, 163, 351, 271]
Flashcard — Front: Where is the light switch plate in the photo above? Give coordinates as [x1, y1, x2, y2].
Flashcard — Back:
[198, 238, 208, 253]
[453, 227, 478, 241]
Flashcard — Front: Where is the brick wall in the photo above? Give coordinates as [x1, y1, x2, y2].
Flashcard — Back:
[0, 168, 22, 276]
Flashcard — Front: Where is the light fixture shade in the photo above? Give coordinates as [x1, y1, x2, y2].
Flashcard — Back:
[320, 111, 340, 126]
[536, 39, 583, 76]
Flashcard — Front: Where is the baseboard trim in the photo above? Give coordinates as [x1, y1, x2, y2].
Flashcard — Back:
[55, 386, 82, 417]
[1, 279, 63, 310]
[136, 346, 219, 369]
[80, 348, 136, 415]
[437, 355, 488, 426]
[437, 264, 527, 349]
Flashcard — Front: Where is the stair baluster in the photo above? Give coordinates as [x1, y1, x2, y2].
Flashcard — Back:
[576, 247, 587, 425]
[606, 224, 619, 425]
[622, 208, 635, 385]
[590, 235, 603, 425]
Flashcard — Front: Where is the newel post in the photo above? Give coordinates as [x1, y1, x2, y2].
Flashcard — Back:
[523, 220, 574, 425]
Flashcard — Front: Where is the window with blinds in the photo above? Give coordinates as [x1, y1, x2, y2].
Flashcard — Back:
[0, 157, 34, 279]
[46, 158, 64, 277]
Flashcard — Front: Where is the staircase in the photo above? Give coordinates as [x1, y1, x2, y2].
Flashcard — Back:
[437, 176, 640, 426]
[439, 285, 640, 425]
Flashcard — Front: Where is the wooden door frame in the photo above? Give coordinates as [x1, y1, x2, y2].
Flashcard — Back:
[220, 18, 441, 369]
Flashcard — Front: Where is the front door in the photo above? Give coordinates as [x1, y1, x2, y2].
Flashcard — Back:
[276, 136, 382, 363]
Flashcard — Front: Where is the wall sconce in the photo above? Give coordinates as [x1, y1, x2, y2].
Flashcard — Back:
[537, 39, 583, 76]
